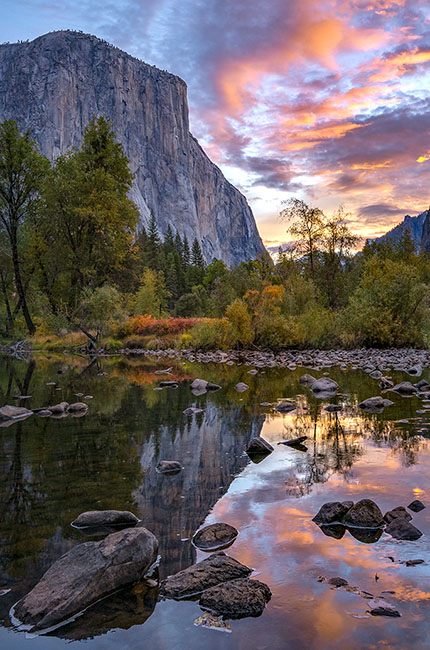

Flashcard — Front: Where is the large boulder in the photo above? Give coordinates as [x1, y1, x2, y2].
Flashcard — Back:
[14, 527, 158, 631]
[159, 552, 252, 599]
[190, 379, 221, 394]
[192, 523, 238, 551]
[391, 382, 417, 395]
[245, 437, 273, 455]
[313, 501, 353, 525]
[385, 518, 423, 541]
[342, 499, 384, 528]
[311, 378, 339, 395]
[199, 578, 271, 618]
[0, 405, 33, 420]
[358, 396, 394, 413]
[71, 510, 139, 529]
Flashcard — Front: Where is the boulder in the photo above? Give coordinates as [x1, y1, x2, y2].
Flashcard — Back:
[391, 381, 416, 395]
[347, 527, 383, 544]
[13, 527, 158, 631]
[235, 382, 249, 392]
[383, 506, 412, 525]
[379, 377, 394, 389]
[159, 551, 252, 599]
[275, 401, 296, 412]
[311, 378, 339, 395]
[369, 370, 382, 379]
[199, 578, 271, 618]
[156, 460, 182, 474]
[299, 374, 316, 386]
[319, 525, 346, 539]
[71, 510, 139, 529]
[342, 499, 384, 528]
[358, 396, 394, 412]
[48, 402, 69, 414]
[0, 405, 33, 420]
[67, 402, 88, 413]
[37, 410, 53, 417]
[279, 436, 308, 447]
[190, 379, 221, 393]
[327, 577, 348, 588]
[325, 405, 342, 412]
[313, 501, 353, 525]
[408, 499, 426, 512]
[245, 437, 273, 455]
[385, 518, 423, 541]
[408, 364, 422, 376]
[192, 523, 238, 551]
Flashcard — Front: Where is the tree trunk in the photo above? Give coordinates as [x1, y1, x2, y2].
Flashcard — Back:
[0, 270, 14, 334]
[11, 232, 35, 335]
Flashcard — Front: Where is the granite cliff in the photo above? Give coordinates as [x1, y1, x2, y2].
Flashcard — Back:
[0, 31, 266, 266]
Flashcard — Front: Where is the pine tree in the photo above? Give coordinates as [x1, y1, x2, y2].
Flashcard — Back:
[191, 238, 205, 268]
[164, 224, 175, 253]
[183, 234, 190, 267]
[146, 211, 161, 269]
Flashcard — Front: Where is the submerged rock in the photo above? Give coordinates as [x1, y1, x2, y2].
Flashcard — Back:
[245, 437, 273, 455]
[358, 396, 394, 412]
[342, 499, 384, 528]
[71, 510, 139, 529]
[275, 401, 296, 412]
[383, 506, 412, 525]
[299, 374, 316, 386]
[235, 382, 249, 392]
[347, 527, 383, 544]
[67, 402, 88, 413]
[156, 460, 183, 474]
[313, 501, 354, 525]
[385, 518, 423, 541]
[192, 523, 238, 551]
[279, 436, 308, 447]
[13, 527, 158, 631]
[199, 578, 271, 618]
[159, 552, 252, 599]
[408, 500, 426, 512]
[327, 577, 348, 588]
[319, 524, 346, 539]
[391, 381, 417, 395]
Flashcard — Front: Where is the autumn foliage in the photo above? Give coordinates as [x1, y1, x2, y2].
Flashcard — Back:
[119, 314, 206, 337]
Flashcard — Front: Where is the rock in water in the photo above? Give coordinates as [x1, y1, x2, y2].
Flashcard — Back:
[199, 578, 271, 618]
[0, 405, 33, 420]
[159, 552, 252, 599]
[342, 499, 384, 528]
[383, 507, 412, 524]
[13, 528, 158, 631]
[67, 402, 88, 413]
[192, 523, 238, 551]
[313, 501, 354, 525]
[71, 510, 139, 529]
[299, 374, 316, 386]
[245, 438, 274, 455]
[408, 500, 426, 512]
[234, 382, 249, 392]
[358, 396, 394, 412]
[156, 460, 183, 474]
[311, 378, 339, 395]
[385, 518, 423, 541]
[48, 402, 69, 414]
[0, 31, 266, 267]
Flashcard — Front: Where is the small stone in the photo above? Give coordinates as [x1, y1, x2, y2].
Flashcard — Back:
[383, 506, 412, 524]
[199, 577, 271, 618]
[234, 382, 249, 392]
[245, 437, 273, 455]
[327, 577, 348, 588]
[192, 523, 238, 551]
[408, 500, 425, 512]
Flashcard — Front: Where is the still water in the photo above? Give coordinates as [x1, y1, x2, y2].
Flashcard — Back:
[0, 353, 429, 649]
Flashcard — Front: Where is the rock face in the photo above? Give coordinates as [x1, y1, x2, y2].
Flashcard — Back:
[199, 578, 271, 618]
[0, 31, 266, 267]
[159, 551, 252, 599]
[14, 527, 158, 631]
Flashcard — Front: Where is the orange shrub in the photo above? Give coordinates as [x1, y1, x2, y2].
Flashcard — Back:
[117, 315, 208, 337]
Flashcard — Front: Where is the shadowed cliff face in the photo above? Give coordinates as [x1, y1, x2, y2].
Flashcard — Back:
[0, 30, 266, 266]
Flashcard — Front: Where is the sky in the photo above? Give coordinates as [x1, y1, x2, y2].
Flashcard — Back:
[1, 0, 430, 251]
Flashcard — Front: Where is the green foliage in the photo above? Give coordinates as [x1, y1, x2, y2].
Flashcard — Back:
[225, 299, 253, 347]
[134, 268, 169, 317]
[77, 285, 127, 337]
[186, 318, 235, 350]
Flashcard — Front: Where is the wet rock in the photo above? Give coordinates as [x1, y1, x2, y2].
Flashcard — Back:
[199, 578, 271, 618]
[385, 518, 423, 541]
[247, 369, 258, 375]
[319, 525, 346, 539]
[327, 577, 348, 588]
[408, 364, 422, 377]
[279, 436, 308, 447]
[13, 527, 158, 631]
[379, 377, 394, 389]
[67, 402, 88, 413]
[246, 437, 273, 456]
[183, 407, 204, 416]
[299, 374, 316, 386]
[325, 405, 342, 412]
[0, 405, 33, 420]
[190, 379, 221, 393]
[369, 370, 382, 379]
[159, 552, 252, 599]
[358, 396, 394, 412]
[48, 402, 69, 414]
[37, 409, 53, 417]
[311, 378, 339, 395]
[156, 460, 183, 474]
[369, 607, 401, 617]
[71, 510, 139, 529]
[347, 527, 383, 544]
[408, 499, 426, 512]
[192, 523, 238, 551]
[383, 506, 412, 525]
[342, 499, 384, 528]
[235, 382, 249, 392]
[404, 559, 425, 566]
[391, 381, 417, 395]
[313, 501, 354, 525]
[275, 401, 296, 412]
[158, 380, 179, 388]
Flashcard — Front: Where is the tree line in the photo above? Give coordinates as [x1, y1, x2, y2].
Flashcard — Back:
[1, 116, 429, 349]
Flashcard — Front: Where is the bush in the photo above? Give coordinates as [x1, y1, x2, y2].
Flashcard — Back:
[255, 313, 298, 349]
[118, 315, 205, 337]
[187, 318, 235, 349]
[225, 299, 253, 346]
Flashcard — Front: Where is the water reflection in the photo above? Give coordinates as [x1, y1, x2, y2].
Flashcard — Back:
[0, 354, 429, 648]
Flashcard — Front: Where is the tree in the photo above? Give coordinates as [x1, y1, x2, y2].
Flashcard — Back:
[280, 198, 325, 276]
[134, 268, 169, 317]
[75, 285, 126, 346]
[42, 116, 138, 308]
[0, 120, 50, 334]
[145, 211, 161, 269]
